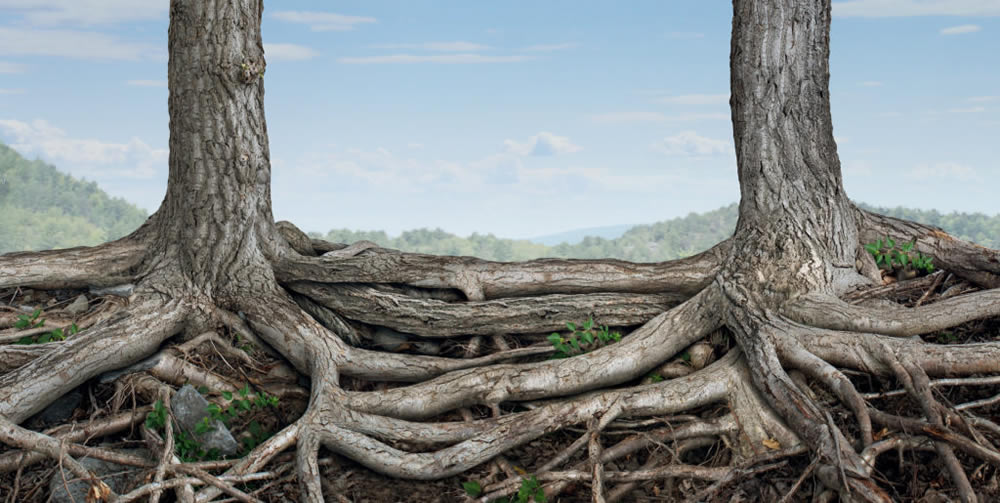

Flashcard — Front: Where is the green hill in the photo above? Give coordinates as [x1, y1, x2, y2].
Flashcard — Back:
[316, 203, 1000, 262]
[0, 143, 148, 254]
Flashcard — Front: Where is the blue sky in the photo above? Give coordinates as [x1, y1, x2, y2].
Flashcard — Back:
[0, 1, 997, 239]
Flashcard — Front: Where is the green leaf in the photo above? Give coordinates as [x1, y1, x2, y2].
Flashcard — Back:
[902, 242, 914, 252]
[240, 384, 250, 398]
[222, 391, 233, 400]
[462, 481, 483, 497]
[565, 322, 576, 332]
[547, 333, 562, 346]
[864, 243, 877, 255]
[582, 318, 594, 331]
[38, 333, 51, 343]
[886, 237, 895, 250]
[197, 385, 209, 395]
[17, 336, 33, 345]
[899, 253, 908, 267]
[581, 331, 594, 344]
[875, 239, 883, 250]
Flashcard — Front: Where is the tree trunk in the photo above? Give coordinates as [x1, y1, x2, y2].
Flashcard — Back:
[2, 0, 1000, 501]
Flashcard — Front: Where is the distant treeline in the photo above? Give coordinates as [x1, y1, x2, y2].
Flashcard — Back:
[2, 139, 997, 260]
[0, 143, 148, 254]
[315, 203, 1000, 262]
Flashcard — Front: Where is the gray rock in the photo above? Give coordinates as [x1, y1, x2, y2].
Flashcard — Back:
[65, 294, 89, 315]
[49, 449, 149, 503]
[171, 385, 239, 457]
[36, 391, 82, 425]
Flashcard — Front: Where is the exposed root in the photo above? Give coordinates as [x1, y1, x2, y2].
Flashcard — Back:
[275, 239, 731, 300]
[0, 236, 147, 290]
[786, 290, 1000, 337]
[289, 281, 682, 337]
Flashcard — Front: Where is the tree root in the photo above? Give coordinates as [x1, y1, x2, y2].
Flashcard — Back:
[6, 220, 1000, 502]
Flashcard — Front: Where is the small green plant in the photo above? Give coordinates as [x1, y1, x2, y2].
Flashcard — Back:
[462, 480, 483, 497]
[646, 372, 664, 383]
[145, 399, 168, 430]
[13, 309, 44, 330]
[15, 312, 78, 344]
[864, 237, 934, 274]
[514, 475, 546, 503]
[547, 318, 622, 358]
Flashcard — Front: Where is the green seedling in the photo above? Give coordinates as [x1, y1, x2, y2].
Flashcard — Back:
[462, 480, 483, 497]
[864, 237, 934, 275]
[547, 317, 622, 358]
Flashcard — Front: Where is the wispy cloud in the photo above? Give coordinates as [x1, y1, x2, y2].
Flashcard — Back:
[0, 27, 157, 60]
[0, 61, 25, 73]
[520, 43, 577, 52]
[338, 53, 532, 64]
[0, 0, 166, 25]
[504, 132, 582, 156]
[0, 118, 165, 178]
[968, 96, 998, 102]
[940, 24, 982, 35]
[126, 79, 165, 87]
[911, 161, 978, 182]
[271, 11, 376, 32]
[264, 43, 320, 62]
[656, 93, 729, 105]
[833, 0, 1000, 17]
[371, 41, 490, 52]
[948, 106, 986, 113]
[652, 131, 731, 157]
[590, 112, 729, 124]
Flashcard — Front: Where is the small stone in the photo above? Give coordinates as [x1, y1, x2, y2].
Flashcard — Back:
[373, 327, 411, 352]
[171, 385, 239, 457]
[36, 391, 82, 425]
[65, 294, 89, 315]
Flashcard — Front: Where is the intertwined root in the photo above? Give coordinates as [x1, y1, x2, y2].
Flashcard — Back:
[3, 213, 1000, 502]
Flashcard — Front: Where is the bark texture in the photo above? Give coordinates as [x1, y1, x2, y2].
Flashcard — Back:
[2, 1, 1000, 502]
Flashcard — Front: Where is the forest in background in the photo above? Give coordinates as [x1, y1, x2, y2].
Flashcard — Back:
[0, 143, 148, 254]
[1, 141, 997, 259]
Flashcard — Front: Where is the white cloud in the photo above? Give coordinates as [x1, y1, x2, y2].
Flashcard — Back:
[520, 43, 577, 52]
[338, 53, 532, 64]
[504, 132, 582, 157]
[0, 88, 25, 94]
[0, 0, 165, 25]
[126, 79, 165, 87]
[0, 61, 25, 73]
[833, 0, 1000, 17]
[590, 112, 729, 123]
[657, 93, 729, 105]
[0, 27, 156, 60]
[652, 131, 731, 157]
[968, 96, 998, 102]
[940, 24, 982, 34]
[271, 11, 376, 32]
[0, 118, 164, 178]
[911, 161, 978, 181]
[859, 81, 884, 87]
[264, 43, 320, 62]
[371, 42, 490, 52]
[949, 106, 986, 113]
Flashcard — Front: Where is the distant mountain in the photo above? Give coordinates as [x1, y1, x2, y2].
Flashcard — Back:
[0, 143, 148, 254]
[526, 224, 637, 246]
